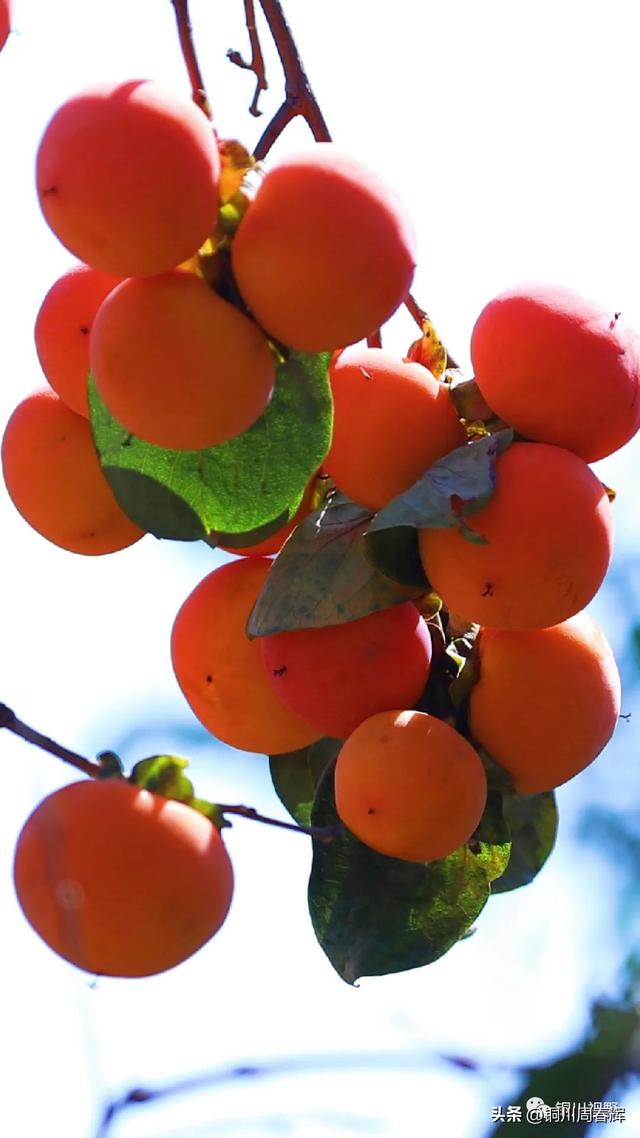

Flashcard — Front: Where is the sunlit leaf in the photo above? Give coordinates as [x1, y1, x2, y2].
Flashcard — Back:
[128, 754, 194, 800]
[308, 767, 493, 983]
[406, 318, 447, 379]
[89, 351, 332, 541]
[472, 790, 512, 884]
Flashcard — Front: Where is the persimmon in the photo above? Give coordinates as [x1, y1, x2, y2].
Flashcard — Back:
[471, 284, 640, 462]
[171, 558, 320, 754]
[468, 612, 621, 794]
[1, 390, 144, 555]
[13, 779, 233, 978]
[324, 347, 466, 511]
[261, 603, 432, 739]
[90, 270, 275, 450]
[36, 80, 220, 278]
[34, 264, 122, 418]
[231, 144, 416, 351]
[334, 709, 487, 862]
[0, 1, 11, 52]
[419, 441, 613, 630]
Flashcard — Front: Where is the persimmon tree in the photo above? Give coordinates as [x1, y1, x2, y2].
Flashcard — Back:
[1, 0, 637, 992]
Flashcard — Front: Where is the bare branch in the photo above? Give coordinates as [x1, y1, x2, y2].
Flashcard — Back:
[250, 0, 331, 158]
[0, 703, 102, 778]
[170, 0, 214, 121]
[218, 802, 340, 841]
[227, 0, 268, 117]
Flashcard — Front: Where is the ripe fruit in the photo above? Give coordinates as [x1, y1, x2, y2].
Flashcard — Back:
[470, 284, 640, 462]
[0, 1, 12, 52]
[90, 270, 275, 450]
[419, 441, 613, 630]
[325, 347, 466, 511]
[35, 264, 122, 417]
[36, 80, 220, 278]
[334, 709, 487, 862]
[2, 390, 144, 555]
[261, 603, 432, 739]
[14, 779, 233, 978]
[468, 612, 621, 794]
[231, 144, 416, 351]
[171, 558, 320, 754]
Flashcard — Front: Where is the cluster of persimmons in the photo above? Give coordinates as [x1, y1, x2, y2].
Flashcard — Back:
[2, 74, 638, 980]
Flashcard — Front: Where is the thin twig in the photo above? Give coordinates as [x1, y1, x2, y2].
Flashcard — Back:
[0, 703, 102, 779]
[95, 1048, 492, 1138]
[0, 702, 337, 836]
[170, 0, 214, 121]
[405, 292, 428, 330]
[218, 802, 340, 842]
[227, 0, 268, 116]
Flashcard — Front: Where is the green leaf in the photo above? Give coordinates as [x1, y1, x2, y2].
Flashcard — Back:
[88, 351, 333, 541]
[209, 507, 291, 551]
[127, 754, 229, 830]
[492, 791, 558, 893]
[128, 754, 195, 800]
[367, 429, 513, 535]
[308, 767, 493, 983]
[363, 525, 430, 588]
[269, 737, 342, 826]
[472, 790, 512, 884]
[247, 495, 425, 637]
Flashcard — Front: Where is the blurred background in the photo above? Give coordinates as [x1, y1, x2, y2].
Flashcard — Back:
[0, 1, 639, 1135]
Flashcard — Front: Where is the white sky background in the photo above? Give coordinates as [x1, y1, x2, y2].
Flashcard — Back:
[0, 1, 640, 1136]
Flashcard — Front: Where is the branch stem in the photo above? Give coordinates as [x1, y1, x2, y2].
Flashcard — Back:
[227, 0, 268, 117]
[0, 703, 338, 840]
[218, 802, 339, 841]
[253, 0, 331, 158]
[170, 0, 214, 120]
[0, 703, 102, 778]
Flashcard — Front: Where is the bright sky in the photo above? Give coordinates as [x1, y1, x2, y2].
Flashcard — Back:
[1, 2, 640, 1136]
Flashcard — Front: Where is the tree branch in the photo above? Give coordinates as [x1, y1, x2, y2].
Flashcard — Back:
[95, 1047, 491, 1138]
[170, 0, 214, 121]
[0, 703, 336, 839]
[218, 802, 340, 842]
[227, 0, 268, 117]
[252, 0, 331, 158]
[0, 703, 102, 779]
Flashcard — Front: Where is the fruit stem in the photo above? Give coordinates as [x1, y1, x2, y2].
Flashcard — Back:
[170, 0, 215, 122]
[0, 703, 103, 778]
[227, 0, 269, 117]
[217, 801, 340, 841]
